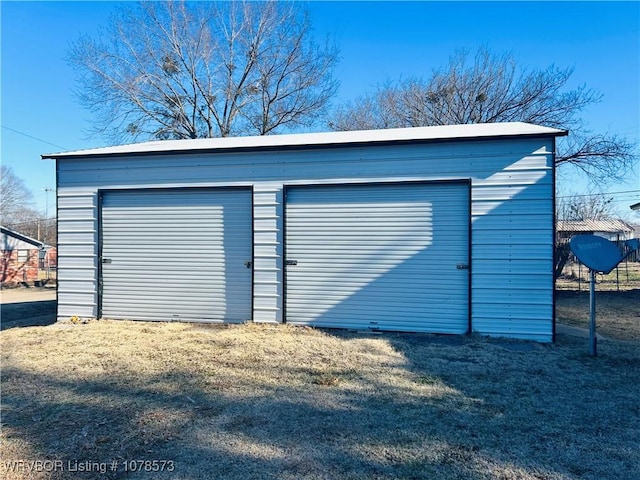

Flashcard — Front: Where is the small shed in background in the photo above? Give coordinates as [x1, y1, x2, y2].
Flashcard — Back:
[557, 219, 635, 242]
[44, 122, 566, 341]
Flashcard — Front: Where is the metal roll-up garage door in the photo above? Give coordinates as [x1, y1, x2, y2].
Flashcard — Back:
[285, 182, 469, 333]
[100, 188, 252, 323]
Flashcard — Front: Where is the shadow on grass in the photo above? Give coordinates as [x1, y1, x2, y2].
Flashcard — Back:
[384, 332, 640, 480]
[0, 300, 56, 330]
[556, 287, 640, 303]
[1, 366, 477, 479]
[2, 330, 639, 480]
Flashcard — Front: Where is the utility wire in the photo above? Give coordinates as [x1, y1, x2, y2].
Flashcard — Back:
[2, 125, 69, 150]
[557, 189, 640, 199]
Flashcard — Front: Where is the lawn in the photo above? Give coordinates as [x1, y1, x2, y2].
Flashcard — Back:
[1, 293, 639, 480]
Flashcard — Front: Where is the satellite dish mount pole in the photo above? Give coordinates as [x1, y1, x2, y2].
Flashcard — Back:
[588, 269, 596, 357]
[569, 235, 640, 357]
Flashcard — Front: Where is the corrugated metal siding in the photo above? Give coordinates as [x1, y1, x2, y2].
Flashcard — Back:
[99, 189, 252, 322]
[252, 185, 283, 323]
[55, 134, 555, 341]
[471, 162, 553, 340]
[285, 182, 469, 333]
[56, 191, 98, 320]
[54, 141, 550, 186]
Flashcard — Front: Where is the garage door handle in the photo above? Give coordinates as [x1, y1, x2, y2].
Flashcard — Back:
[286, 260, 298, 266]
[456, 263, 469, 270]
[101, 258, 112, 264]
[244, 261, 252, 268]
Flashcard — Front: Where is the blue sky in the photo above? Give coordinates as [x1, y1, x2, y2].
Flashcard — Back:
[2, 1, 639, 216]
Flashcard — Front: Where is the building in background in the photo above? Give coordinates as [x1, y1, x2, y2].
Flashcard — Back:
[1, 225, 56, 286]
[557, 219, 635, 243]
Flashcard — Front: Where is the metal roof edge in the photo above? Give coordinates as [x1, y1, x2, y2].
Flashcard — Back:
[42, 122, 568, 160]
[557, 219, 635, 233]
[0, 225, 48, 248]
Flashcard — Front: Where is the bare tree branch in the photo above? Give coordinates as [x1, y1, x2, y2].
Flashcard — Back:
[557, 192, 617, 221]
[328, 47, 636, 184]
[0, 166, 56, 244]
[1, 166, 34, 219]
[67, 0, 339, 142]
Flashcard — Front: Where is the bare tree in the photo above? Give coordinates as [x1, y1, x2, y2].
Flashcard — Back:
[68, 0, 339, 142]
[554, 191, 624, 279]
[1, 166, 34, 220]
[0, 166, 56, 244]
[557, 192, 616, 221]
[329, 48, 636, 183]
[5, 212, 57, 246]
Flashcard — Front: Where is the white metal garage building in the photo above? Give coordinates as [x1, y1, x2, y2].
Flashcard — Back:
[44, 122, 566, 342]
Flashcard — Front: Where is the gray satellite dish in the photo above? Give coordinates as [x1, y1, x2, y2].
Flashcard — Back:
[569, 234, 624, 274]
[568, 234, 640, 356]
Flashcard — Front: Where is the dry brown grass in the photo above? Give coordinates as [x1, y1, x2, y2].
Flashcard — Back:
[1, 298, 639, 480]
[556, 288, 640, 341]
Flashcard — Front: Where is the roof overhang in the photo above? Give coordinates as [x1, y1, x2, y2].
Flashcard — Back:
[557, 219, 634, 234]
[42, 122, 567, 160]
[0, 225, 48, 249]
